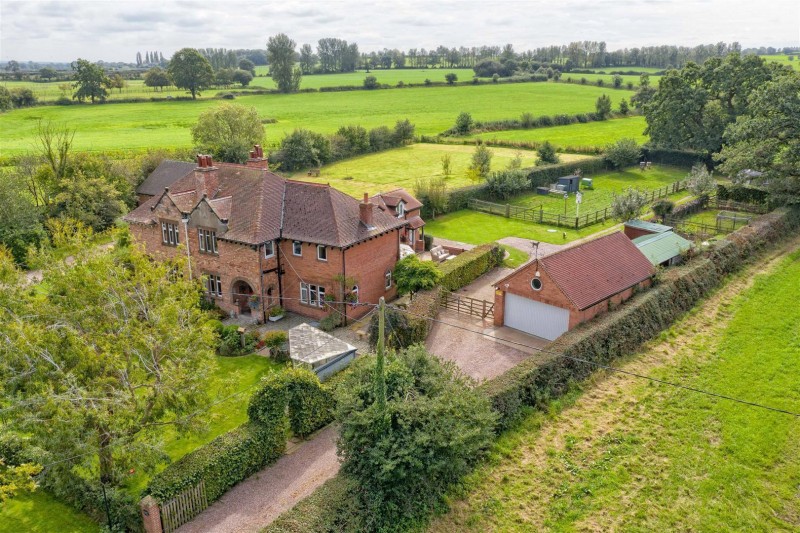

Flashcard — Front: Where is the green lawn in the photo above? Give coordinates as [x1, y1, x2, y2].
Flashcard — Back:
[760, 54, 798, 70]
[0, 82, 628, 154]
[0, 353, 281, 532]
[501, 245, 529, 268]
[252, 68, 477, 90]
[425, 210, 616, 245]
[470, 116, 648, 148]
[558, 73, 661, 87]
[506, 165, 689, 216]
[289, 143, 592, 198]
[431, 246, 800, 531]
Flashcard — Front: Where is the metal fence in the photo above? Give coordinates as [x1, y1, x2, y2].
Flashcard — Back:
[469, 180, 687, 229]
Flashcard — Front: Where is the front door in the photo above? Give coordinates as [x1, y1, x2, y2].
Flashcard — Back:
[234, 281, 254, 315]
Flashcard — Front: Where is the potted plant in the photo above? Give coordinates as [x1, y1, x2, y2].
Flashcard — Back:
[248, 294, 260, 310]
[268, 305, 285, 322]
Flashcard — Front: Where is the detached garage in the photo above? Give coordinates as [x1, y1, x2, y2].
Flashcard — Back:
[494, 232, 655, 341]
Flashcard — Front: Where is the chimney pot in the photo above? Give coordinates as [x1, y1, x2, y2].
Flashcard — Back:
[359, 193, 374, 228]
[363, 192, 369, 202]
[249, 150, 256, 158]
[196, 154, 205, 168]
[206, 155, 213, 167]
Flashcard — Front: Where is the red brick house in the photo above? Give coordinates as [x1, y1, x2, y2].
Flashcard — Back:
[124, 152, 421, 323]
[370, 189, 426, 252]
[493, 232, 655, 341]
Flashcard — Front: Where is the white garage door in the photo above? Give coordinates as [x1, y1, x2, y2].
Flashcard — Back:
[504, 293, 570, 341]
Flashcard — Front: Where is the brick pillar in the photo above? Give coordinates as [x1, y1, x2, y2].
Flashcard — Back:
[493, 289, 505, 327]
[140, 495, 163, 533]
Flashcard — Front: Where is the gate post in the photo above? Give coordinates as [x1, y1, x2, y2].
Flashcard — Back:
[140, 496, 163, 533]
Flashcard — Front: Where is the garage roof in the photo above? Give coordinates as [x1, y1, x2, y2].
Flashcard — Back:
[633, 231, 693, 266]
[496, 232, 655, 310]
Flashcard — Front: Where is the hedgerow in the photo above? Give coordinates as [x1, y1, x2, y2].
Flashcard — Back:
[717, 183, 770, 205]
[438, 243, 504, 291]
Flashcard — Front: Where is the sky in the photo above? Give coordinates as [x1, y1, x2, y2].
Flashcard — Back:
[1, 0, 798, 63]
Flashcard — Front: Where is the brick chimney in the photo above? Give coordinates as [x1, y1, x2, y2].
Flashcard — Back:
[194, 154, 219, 200]
[359, 193, 374, 229]
[245, 144, 269, 170]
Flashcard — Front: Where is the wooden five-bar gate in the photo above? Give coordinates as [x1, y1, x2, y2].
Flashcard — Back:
[160, 481, 208, 533]
[441, 291, 494, 320]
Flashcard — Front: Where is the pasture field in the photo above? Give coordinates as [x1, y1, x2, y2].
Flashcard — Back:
[470, 116, 648, 148]
[760, 54, 798, 69]
[430, 243, 800, 532]
[0, 354, 281, 532]
[559, 72, 661, 86]
[0, 82, 625, 154]
[509, 165, 690, 214]
[424, 210, 616, 245]
[289, 143, 592, 197]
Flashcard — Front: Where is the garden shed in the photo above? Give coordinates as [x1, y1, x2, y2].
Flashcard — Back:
[633, 231, 693, 267]
[288, 323, 356, 381]
[557, 175, 581, 193]
[493, 232, 655, 341]
[623, 219, 673, 240]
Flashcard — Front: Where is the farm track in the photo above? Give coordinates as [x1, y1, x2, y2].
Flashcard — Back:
[429, 233, 800, 532]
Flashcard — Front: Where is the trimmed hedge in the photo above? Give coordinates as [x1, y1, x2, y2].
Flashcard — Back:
[717, 184, 770, 205]
[265, 475, 363, 533]
[641, 147, 711, 168]
[148, 422, 285, 503]
[480, 207, 800, 429]
[286, 368, 336, 438]
[438, 243, 504, 292]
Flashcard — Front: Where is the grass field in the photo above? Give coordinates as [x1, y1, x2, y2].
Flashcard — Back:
[470, 116, 648, 148]
[0, 82, 627, 155]
[509, 165, 690, 214]
[430, 242, 800, 531]
[289, 144, 592, 197]
[761, 54, 798, 69]
[0, 354, 281, 532]
[425, 210, 617, 245]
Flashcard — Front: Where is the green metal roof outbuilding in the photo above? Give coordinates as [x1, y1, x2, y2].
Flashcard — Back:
[632, 231, 693, 266]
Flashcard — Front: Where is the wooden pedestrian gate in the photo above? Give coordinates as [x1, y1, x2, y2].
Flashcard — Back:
[441, 291, 494, 320]
[160, 480, 208, 533]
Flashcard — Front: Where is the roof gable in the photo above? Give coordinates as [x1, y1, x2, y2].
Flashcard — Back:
[136, 160, 195, 196]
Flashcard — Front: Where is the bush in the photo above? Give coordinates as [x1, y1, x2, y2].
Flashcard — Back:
[604, 138, 642, 169]
[363, 75, 379, 89]
[285, 368, 335, 438]
[486, 169, 529, 200]
[336, 345, 496, 530]
[717, 184, 769, 204]
[273, 129, 332, 171]
[536, 141, 560, 165]
[454, 111, 473, 135]
[595, 94, 612, 119]
[248, 371, 290, 426]
[263, 330, 288, 349]
[10, 87, 37, 108]
[438, 243, 504, 291]
[685, 163, 716, 197]
[423, 233, 434, 251]
[217, 324, 258, 356]
[368, 286, 442, 350]
[368, 126, 394, 152]
[445, 73, 458, 85]
[319, 313, 341, 332]
[393, 254, 442, 295]
[0, 86, 11, 111]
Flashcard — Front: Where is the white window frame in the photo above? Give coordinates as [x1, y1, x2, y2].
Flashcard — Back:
[293, 241, 302, 256]
[318, 286, 326, 307]
[205, 274, 222, 297]
[264, 240, 274, 258]
[300, 282, 325, 308]
[351, 285, 359, 304]
[385, 270, 392, 289]
[317, 245, 327, 261]
[396, 201, 405, 218]
[300, 282, 309, 304]
[198, 228, 218, 254]
[409, 229, 415, 244]
[161, 221, 180, 246]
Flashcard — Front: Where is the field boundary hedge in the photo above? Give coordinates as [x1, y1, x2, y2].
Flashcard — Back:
[438, 243, 504, 291]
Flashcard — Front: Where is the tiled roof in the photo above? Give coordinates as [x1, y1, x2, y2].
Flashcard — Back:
[371, 188, 423, 212]
[497, 232, 654, 310]
[135, 160, 195, 196]
[124, 162, 407, 247]
[406, 215, 425, 229]
[623, 219, 673, 234]
[633, 231, 693, 265]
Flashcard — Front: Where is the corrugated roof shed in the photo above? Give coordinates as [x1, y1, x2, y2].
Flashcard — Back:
[633, 232, 693, 265]
[624, 219, 673, 234]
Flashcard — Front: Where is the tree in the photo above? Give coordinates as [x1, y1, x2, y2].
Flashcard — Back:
[612, 74, 623, 88]
[274, 129, 331, 170]
[0, 460, 42, 503]
[0, 170, 47, 265]
[392, 255, 442, 296]
[9, 88, 36, 108]
[536, 141, 560, 165]
[5, 60, 22, 80]
[445, 72, 458, 85]
[109, 73, 127, 93]
[0, 244, 217, 487]
[393, 119, 415, 145]
[486, 169, 528, 200]
[334, 125, 370, 156]
[470, 143, 493, 178]
[299, 44, 315, 74]
[214, 68, 235, 87]
[685, 163, 716, 197]
[0, 87, 11, 112]
[50, 173, 126, 232]
[716, 74, 800, 205]
[238, 58, 255, 74]
[231, 69, 253, 87]
[168, 48, 214, 99]
[191, 103, 265, 163]
[143, 66, 171, 91]
[454, 111, 473, 135]
[604, 138, 642, 169]
[652, 199, 675, 223]
[619, 98, 630, 115]
[336, 345, 495, 528]
[595, 93, 612, 119]
[71, 59, 109, 103]
[39, 67, 58, 81]
[611, 188, 649, 221]
[267, 33, 301, 93]
[507, 151, 523, 170]
[441, 154, 452, 176]
[363, 75, 379, 89]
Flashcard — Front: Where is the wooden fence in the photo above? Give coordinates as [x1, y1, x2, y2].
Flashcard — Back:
[441, 291, 494, 320]
[469, 180, 687, 229]
[160, 481, 208, 533]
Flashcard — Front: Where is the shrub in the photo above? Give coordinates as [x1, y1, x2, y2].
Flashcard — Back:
[611, 188, 650, 221]
[0, 86, 11, 111]
[363, 75, 379, 89]
[368, 126, 394, 152]
[263, 330, 288, 349]
[368, 286, 442, 350]
[285, 368, 335, 438]
[520, 112, 535, 128]
[652, 199, 675, 222]
[492, 73, 500, 83]
[9, 87, 37, 108]
[604, 138, 642, 169]
[445, 73, 458, 85]
[393, 255, 442, 296]
[273, 129, 332, 171]
[595, 94, 612, 119]
[717, 184, 769, 204]
[469, 143, 493, 178]
[319, 313, 341, 332]
[686, 163, 716, 197]
[269, 305, 286, 317]
[536, 141, 560, 165]
[486, 169, 529, 200]
[438, 243, 504, 291]
[248, 371, 290, 426]
[217, 324, 258, 356]
[336, 345, 496, 530]
[454, 111, 473, 135]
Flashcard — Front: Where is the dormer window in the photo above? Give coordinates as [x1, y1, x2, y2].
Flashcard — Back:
[198, 228, 218, 254]
[161, 221, 180, 246]
[396, 201, 405, 218]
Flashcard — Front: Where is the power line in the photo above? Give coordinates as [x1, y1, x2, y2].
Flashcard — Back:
[390, 304, 800, 418]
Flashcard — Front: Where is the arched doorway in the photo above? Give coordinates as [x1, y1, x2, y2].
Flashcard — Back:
[232, 280, 255, 315]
